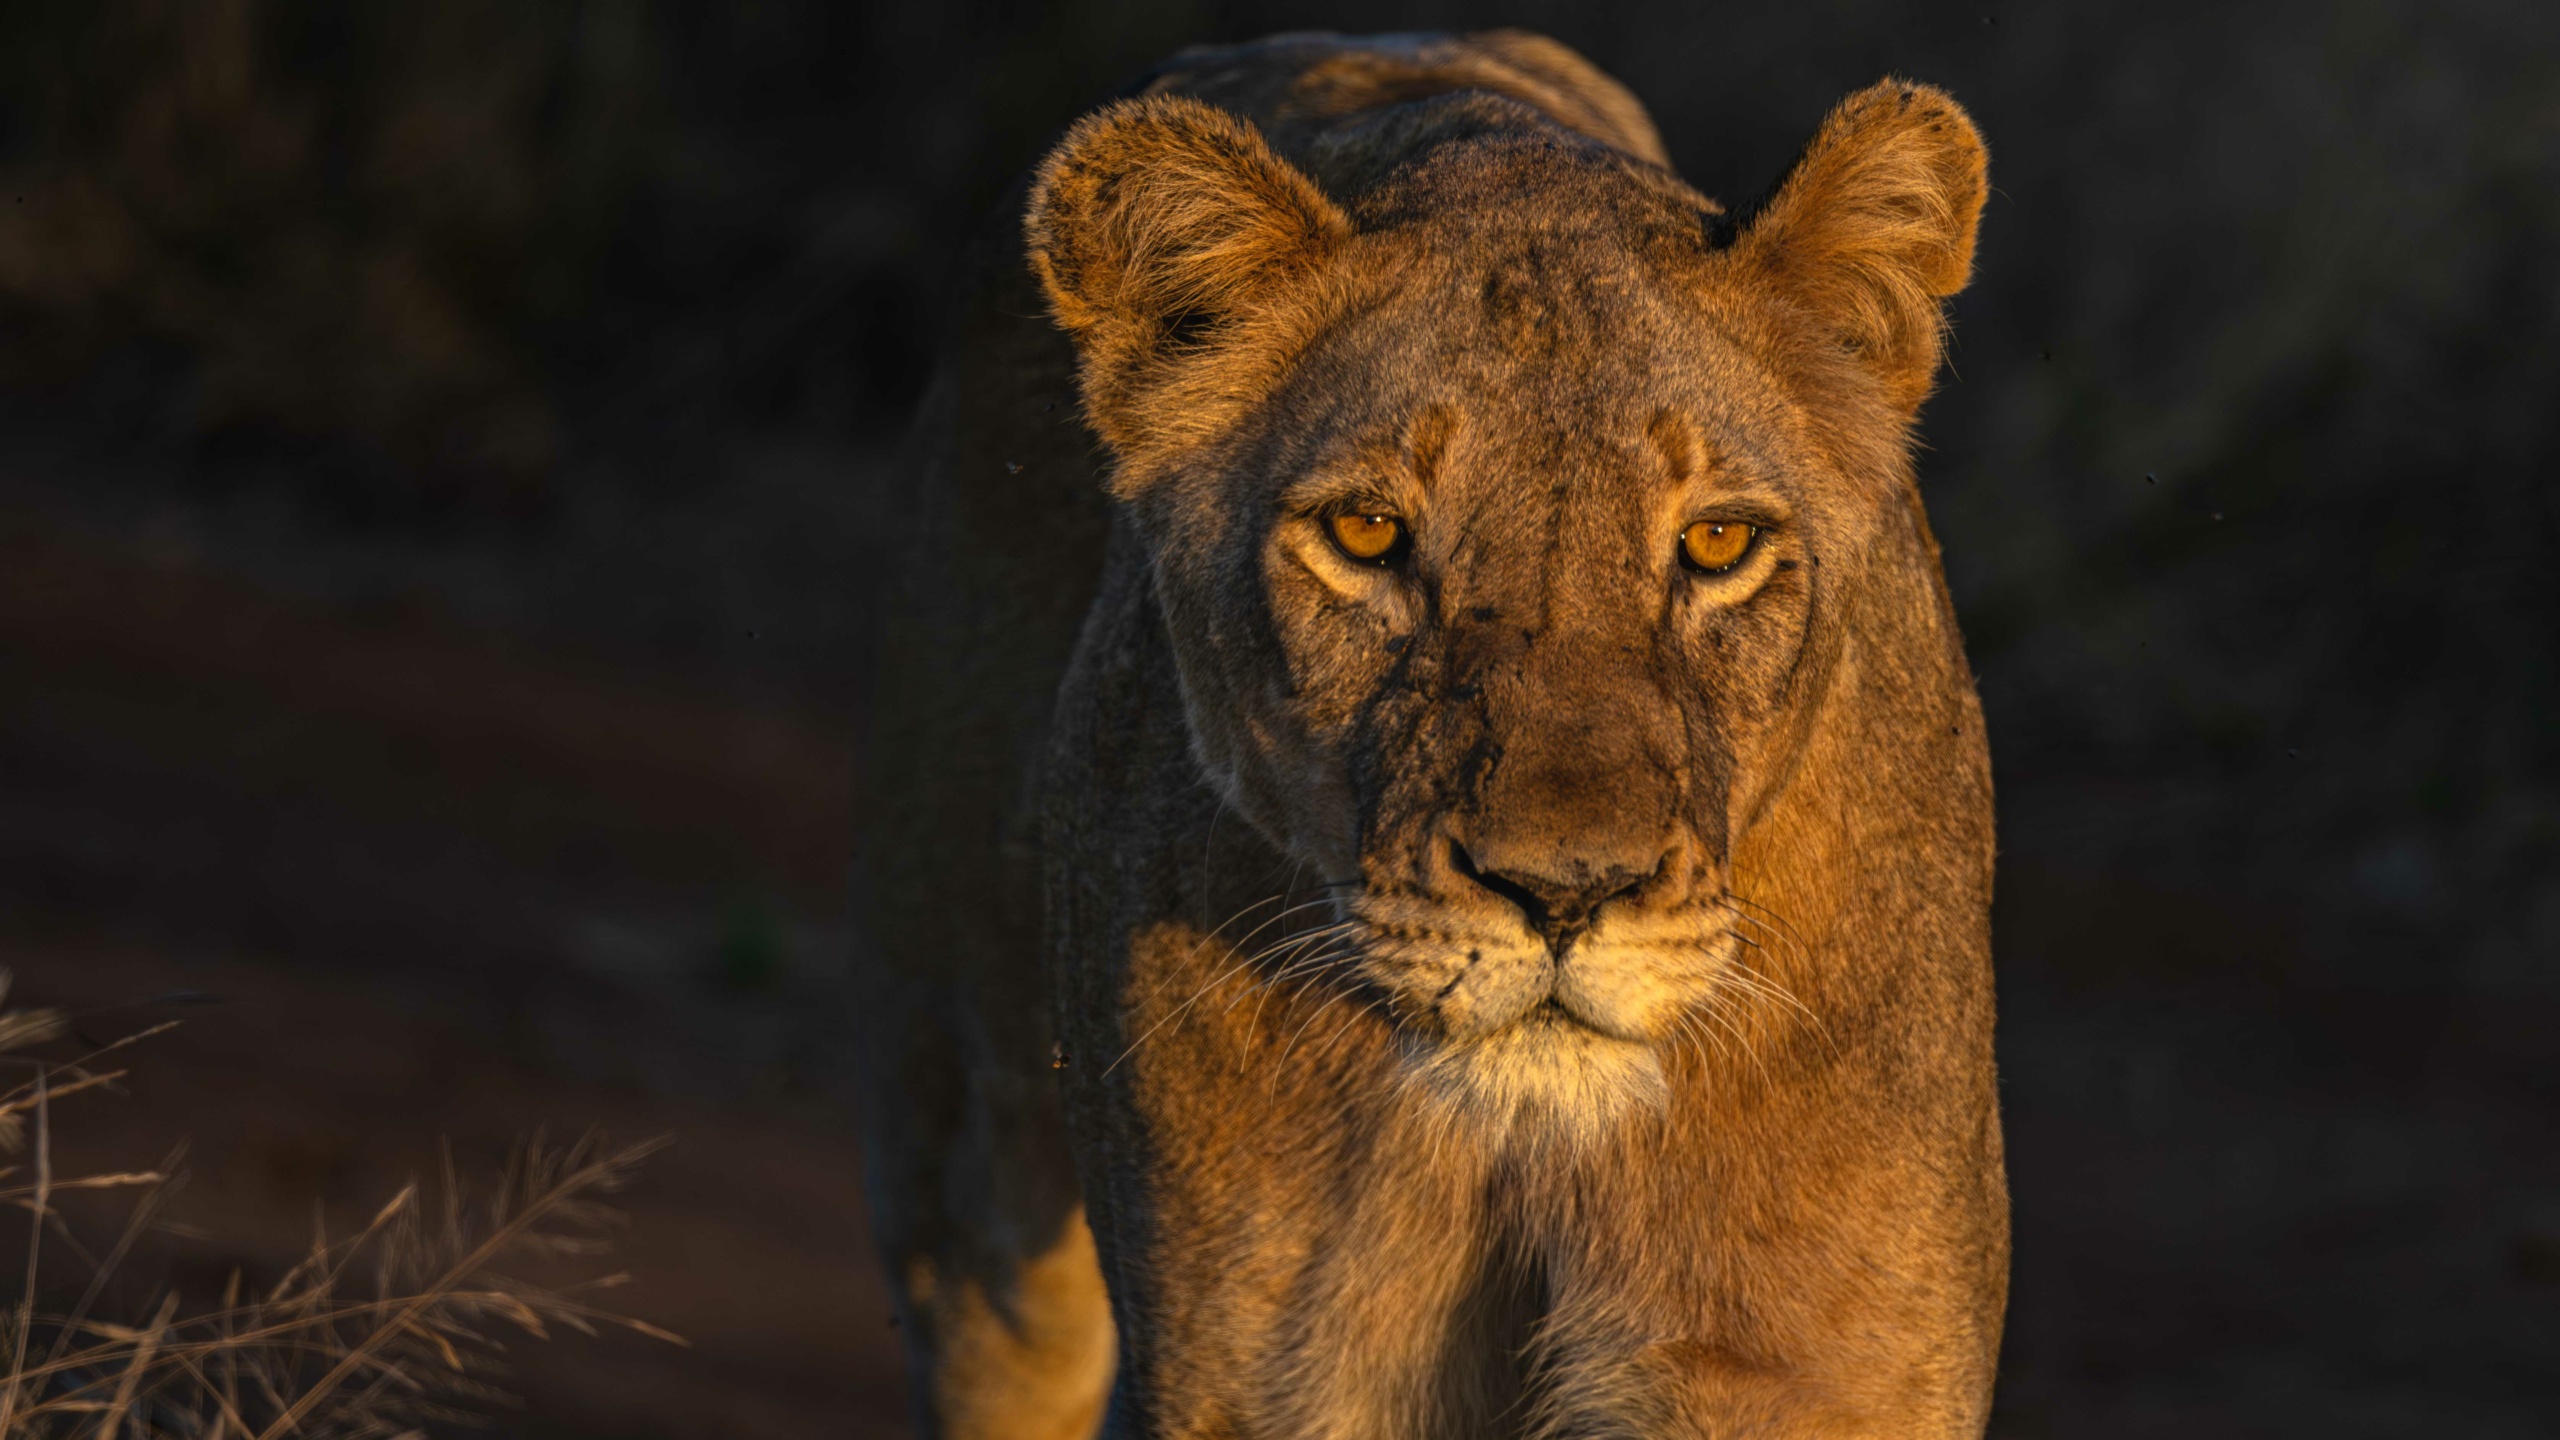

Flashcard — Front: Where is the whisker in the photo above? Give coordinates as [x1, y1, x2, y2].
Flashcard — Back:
[1721, 890, 1808, 945]
[1712, 905, 1840, 1059]
[1283, 859, 1309, 936]
[1315, 988, 1386, 1066]
[1202, 897, 1354, 983]
[1265, 930, 1358, 977]
[1104, 899, 1353, 1077]
[1281, 989, 1380, 1095]
[1693, 991, 1772, 1085]
[1717, 957, 1824, 1031]
[1264, 990, 1352, 1105]
[1720, 909, 1799, 960]
[1235, 944, 1359, 1041]
[1266, 919, 1360, 970]
[1134, 892, 1288, 1007]
[1672, 1010, 1724, 1078]
[1211, 904, 1353, 990]
[1221, 922, 1359, 1015]
[1232, 928, 1360, 1055]
[1259, 932, 1361, 983]
[1196, 805, 1223, 930]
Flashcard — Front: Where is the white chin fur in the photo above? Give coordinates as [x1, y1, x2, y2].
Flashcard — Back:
[1399, 1014, 1666, 1147]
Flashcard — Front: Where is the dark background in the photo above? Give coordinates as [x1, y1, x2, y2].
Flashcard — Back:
[2, 1, 2553, 1435]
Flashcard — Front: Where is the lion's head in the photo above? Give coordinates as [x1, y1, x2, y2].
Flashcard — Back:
[1027, 78, 1986, 1133]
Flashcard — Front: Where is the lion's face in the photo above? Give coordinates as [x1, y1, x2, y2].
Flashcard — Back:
[1149, 218, 1845, 1124]
[1029, 84, 1985, 1128]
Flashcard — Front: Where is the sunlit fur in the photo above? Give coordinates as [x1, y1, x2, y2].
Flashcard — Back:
[858, 28, 2007, 1440]
[1352, 877, 1752, 1141]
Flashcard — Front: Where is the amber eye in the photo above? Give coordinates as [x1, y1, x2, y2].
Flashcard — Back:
[1679, 520, 1757, 574]
[1328, 511, 1408, 564]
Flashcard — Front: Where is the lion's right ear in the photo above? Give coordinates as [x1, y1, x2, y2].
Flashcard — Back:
[1026, 96, 1352, 464]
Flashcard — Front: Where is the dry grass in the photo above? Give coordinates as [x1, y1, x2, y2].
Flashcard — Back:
[0, 973, 682, 1438]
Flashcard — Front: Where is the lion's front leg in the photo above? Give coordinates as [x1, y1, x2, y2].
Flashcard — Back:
[1522, 1096, 2006, 1440]
[851, 964, 1115, 1440]
[1067, 917, 1544, 1440]
[913, 1204, 1115, 1440]
[1529, 1341, 1961, 1440]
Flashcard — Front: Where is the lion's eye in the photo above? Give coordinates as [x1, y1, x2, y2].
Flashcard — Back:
[1328, 511, 1408, 564]
[1679, 520, 1756, 574]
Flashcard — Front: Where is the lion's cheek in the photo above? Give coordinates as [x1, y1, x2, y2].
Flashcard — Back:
[1157, 613, 1369, 867]
[1219, 709, 1362, 871]
[1227, 626, 1408, 868]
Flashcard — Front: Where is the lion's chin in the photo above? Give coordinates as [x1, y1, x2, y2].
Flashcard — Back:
[1400, 1009, 1666, 1147]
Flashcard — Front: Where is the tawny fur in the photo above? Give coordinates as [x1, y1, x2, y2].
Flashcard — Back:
[855, 29, 2005, 1440]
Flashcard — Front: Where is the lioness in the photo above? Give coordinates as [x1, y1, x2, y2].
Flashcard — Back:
[854, 29, 2004, 1439]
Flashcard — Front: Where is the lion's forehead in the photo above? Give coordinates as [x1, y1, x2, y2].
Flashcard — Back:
[1271, 240, 1796, 463]
[1260, 333, 1800, 525]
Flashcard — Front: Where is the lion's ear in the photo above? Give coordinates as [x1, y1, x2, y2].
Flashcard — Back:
[1026, 96, 1351, 463]
[1734, 80, 1987, 415]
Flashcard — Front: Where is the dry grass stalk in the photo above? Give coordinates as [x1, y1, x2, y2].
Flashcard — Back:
[0, 972, 684, 1438]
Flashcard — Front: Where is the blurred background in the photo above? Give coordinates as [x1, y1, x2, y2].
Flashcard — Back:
[0, 0, 2552, 1435]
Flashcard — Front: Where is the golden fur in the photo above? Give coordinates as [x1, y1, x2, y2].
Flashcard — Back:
[855, 30, 2003, 1438]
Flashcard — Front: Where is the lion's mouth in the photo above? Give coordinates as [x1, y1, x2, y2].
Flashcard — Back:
[1346, 898, 1724, 1058]
[1521, 995, 1618, 1038]
[1448, 984, 1653, 1048]
[1530, 999, 1664, 1058]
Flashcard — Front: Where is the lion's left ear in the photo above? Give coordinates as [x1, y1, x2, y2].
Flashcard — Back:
[1733, 80, 1987, 415]
[1026, 95, 1352, 464]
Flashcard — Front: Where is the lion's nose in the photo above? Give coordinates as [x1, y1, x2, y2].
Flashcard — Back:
[1448, 838, 1663, 952]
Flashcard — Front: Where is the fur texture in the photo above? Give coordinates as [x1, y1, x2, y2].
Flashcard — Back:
[856, 29, 2004, 1439]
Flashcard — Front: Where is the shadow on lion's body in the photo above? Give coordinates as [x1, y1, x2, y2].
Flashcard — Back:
[855, 30, 2005, 1439]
